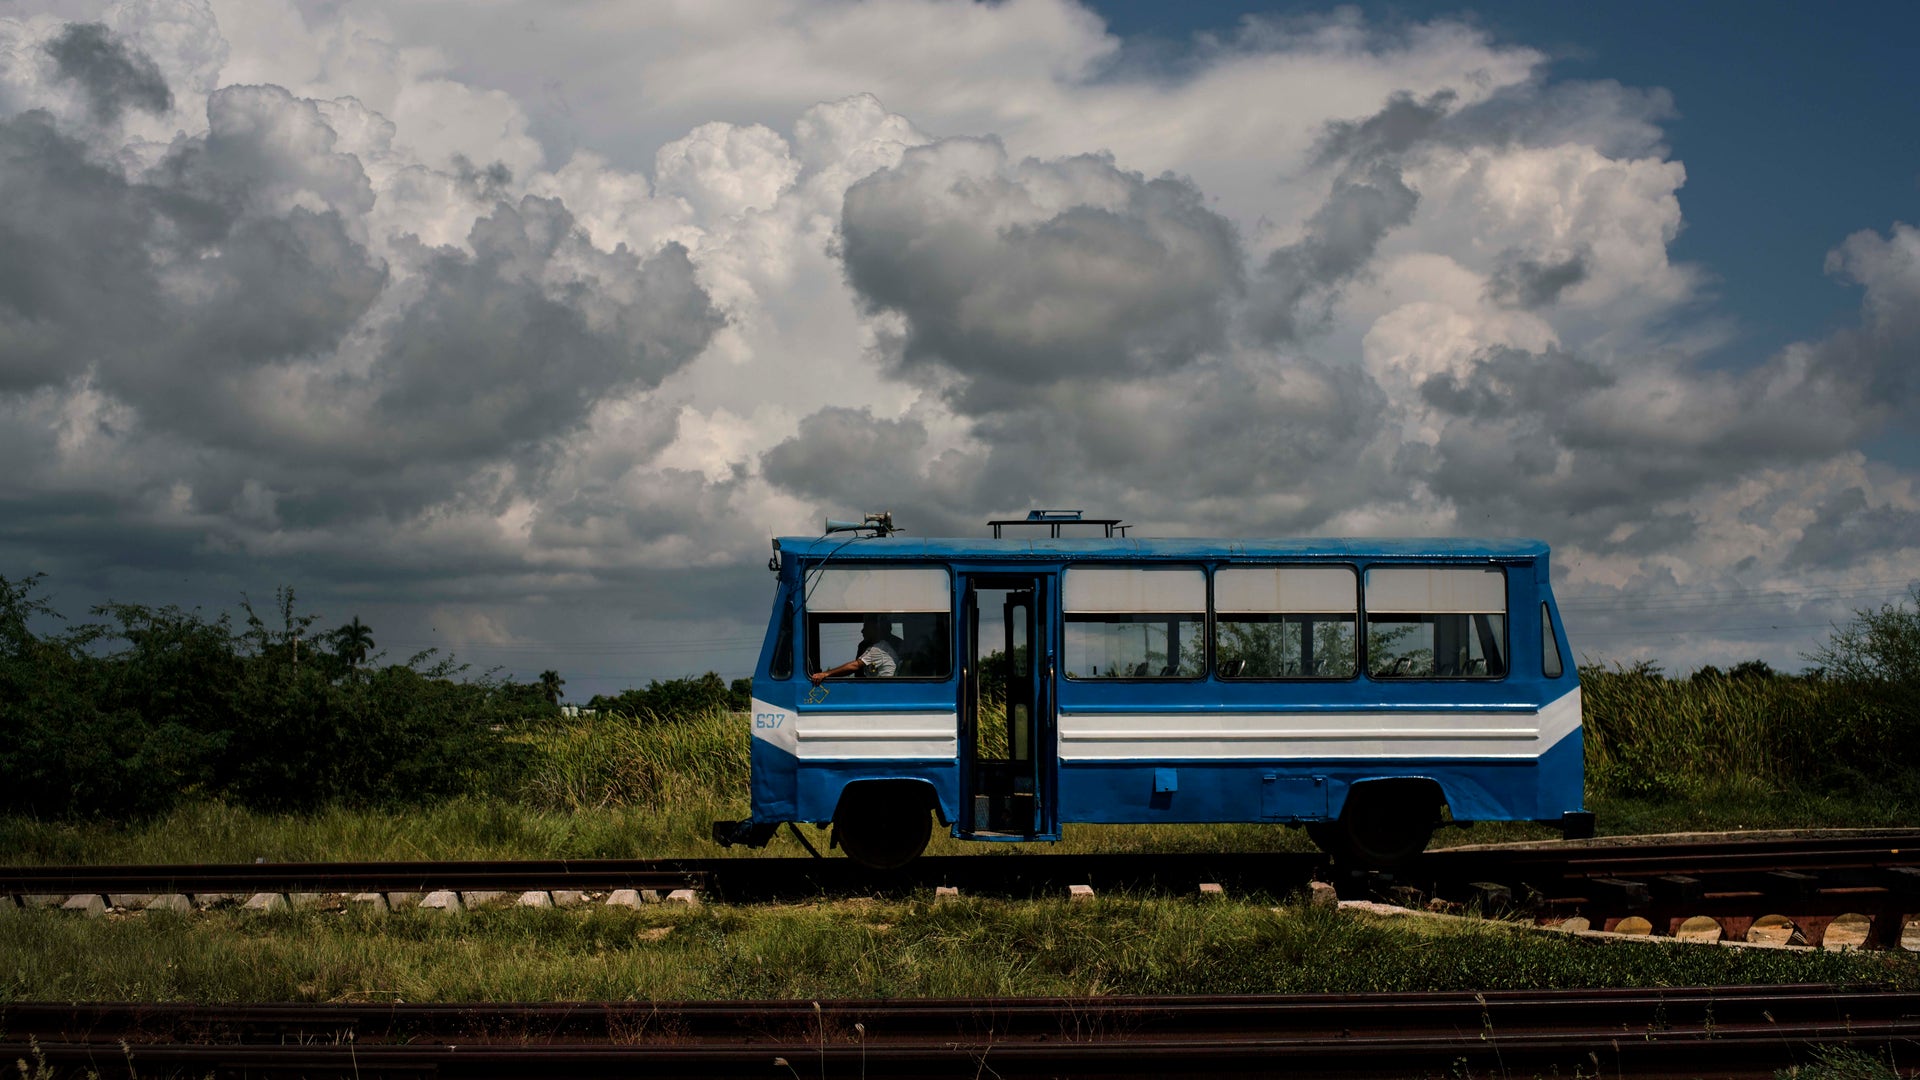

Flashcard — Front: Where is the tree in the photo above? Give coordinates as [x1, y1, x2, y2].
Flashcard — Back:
[1805, 583, 1920, 684]
[331, 616, 374, 671]
[539, 669, 566, 706]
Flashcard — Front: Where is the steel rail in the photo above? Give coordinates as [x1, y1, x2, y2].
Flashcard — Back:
[9, 831, 1920, 907]
[0, 858, 707, 895]
[0, 852, 1329, 900]
[6, 986, 1918, 1079]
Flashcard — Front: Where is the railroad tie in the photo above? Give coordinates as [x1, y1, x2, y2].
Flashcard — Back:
[61, 894, 107, 917]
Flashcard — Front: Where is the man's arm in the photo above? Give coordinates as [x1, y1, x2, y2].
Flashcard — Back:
[810, 658, 863, 685]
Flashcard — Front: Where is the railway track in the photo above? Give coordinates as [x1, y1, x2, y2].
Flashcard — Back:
[5, 985, 1918, 1078]
[9, 830, 1920, 948]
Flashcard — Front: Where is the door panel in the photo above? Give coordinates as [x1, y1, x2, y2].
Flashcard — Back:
[961, 575, 1054, 837]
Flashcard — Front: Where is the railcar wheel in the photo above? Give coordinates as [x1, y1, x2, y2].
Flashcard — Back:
[1310, 787, 1439, 868]
[831, 787, 933, 870]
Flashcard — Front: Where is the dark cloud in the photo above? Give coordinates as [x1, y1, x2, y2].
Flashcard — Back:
[0, 75, 723, 549]
[0, 111, 159, 392]
[1824, 224, 1920, 418]
[0, 95, 387, 446]
[840, 140, 1243, 410]
[1788, 487, 1920, 569]
[45, 22, 172, 123]
[368, 196, 720, 463]
[756, 407, 988, 536]
[1251, 92, 1450, 343]
[1487, 249, 1590, 309]
[1312, 89, 1456, 166]
[1419, 347, 1613, 421]
[1412, 336, 1893, 537]
[760, 407, 930, 497]
[759, 348, 1390, 541]
[151, 84, 375, 221]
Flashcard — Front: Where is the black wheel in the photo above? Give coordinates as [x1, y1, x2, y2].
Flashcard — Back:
[832, 787, 932, 869]
[1310, 789, 1438, 868]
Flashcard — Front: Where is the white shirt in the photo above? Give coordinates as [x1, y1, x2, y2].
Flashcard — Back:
[857, 636, 901, 677]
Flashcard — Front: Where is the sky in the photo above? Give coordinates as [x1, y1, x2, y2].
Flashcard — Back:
[1, 0, 1916, 698]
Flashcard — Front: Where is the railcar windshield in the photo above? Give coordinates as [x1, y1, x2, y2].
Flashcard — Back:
[804, 567, 953, 678]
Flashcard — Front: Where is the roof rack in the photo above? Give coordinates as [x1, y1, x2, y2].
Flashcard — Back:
[987, 509, 1128, 539]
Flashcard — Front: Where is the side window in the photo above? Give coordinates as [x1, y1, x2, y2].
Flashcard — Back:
[1063, 568, 1206, 679]
[1214, 566, 1357, 678]
[1365, 567, 1507, 679]
[804, 568, 952, 679]
[769, 601, 794, 680]
[1541, 601, 1565, 678]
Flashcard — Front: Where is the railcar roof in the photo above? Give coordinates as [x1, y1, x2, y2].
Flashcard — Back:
[774, 536, 1549, 561]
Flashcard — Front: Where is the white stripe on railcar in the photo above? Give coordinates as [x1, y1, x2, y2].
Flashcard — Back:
[791, 711, 957, 761]
[1057, 687, 1581, 762]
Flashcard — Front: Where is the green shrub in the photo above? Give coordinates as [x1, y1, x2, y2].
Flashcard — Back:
[586, 672, 750, 719]
[0, 575, 535, 819]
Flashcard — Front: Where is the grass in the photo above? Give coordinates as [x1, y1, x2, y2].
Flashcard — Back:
[6, 688, 1920, 1011]
[6, 704, 1919, 867]
[5, 894, 1913, 1003]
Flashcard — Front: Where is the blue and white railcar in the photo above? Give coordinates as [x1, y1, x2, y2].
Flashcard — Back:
[714, 521, 1589, 867]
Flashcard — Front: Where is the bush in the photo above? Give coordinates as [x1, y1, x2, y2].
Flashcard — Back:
[1806, 583, 1920, 684]
[587, 672, 750, 720]
[0, 575, 534, 819]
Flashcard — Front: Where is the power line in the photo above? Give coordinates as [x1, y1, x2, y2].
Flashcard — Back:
[1573, 620, 1837, 639]
[1556, 577, 1915, 615]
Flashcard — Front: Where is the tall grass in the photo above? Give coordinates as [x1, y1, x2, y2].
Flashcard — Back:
[514, 707, 746, 813]
[1581, 664, 1920, 802]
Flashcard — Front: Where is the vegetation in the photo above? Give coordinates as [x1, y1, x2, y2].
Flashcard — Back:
[1582, 620, 1920, 804]
[3, 570, 1918, 843]
[0, 574, 766, 824]
[0, 575, 552, 819]
[3, 578, 1920, 1010]
[586, 671, 751, 719]
[4, 894, 1912, 1004]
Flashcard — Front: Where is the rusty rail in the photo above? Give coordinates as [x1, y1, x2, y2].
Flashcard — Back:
[5, 985, 1917, 1078]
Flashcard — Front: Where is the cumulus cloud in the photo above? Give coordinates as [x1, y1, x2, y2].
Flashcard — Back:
[840, 138, 1242, 407]
[45, 21, 171, 121]
[2, 0, 1917, 686]
[0, 7, 725, 602]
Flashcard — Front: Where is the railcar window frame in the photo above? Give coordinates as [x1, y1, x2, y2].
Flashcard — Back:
[1361, 565, 1511, 682]
[800, 565, 955, 681]
[1061, 565, 1208, 681]
[1211, 563, 1361, 681]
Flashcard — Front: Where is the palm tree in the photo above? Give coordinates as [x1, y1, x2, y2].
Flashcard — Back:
[331, 616, 374, 671]
[539, 669, 566, 706]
